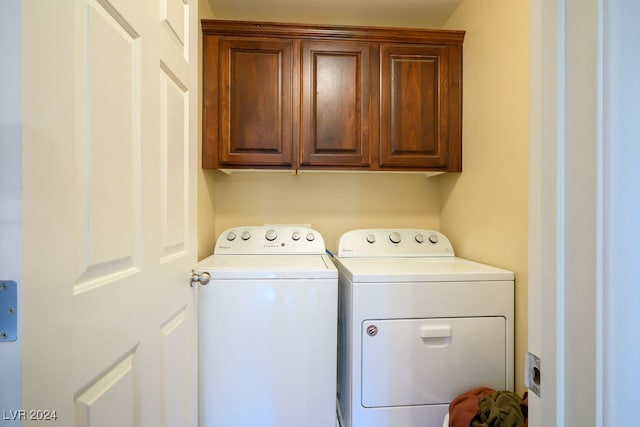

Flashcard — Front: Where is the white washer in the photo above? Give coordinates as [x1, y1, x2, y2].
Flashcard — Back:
[333, 229, 514, 427]
[195, 226, 338, 427]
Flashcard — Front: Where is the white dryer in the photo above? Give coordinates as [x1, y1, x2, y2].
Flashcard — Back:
[194, 225, 338, 427]
[333, 229, 514, 427]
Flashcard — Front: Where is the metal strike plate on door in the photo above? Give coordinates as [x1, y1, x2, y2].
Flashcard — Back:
[0, 281, 17, 342]
[525, 352, 541, 397]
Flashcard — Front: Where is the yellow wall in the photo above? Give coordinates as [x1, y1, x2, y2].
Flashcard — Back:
[197, 4, 443, 257]
[440, 0, 529, 394]
[197, 0, 529, 394]
[210, 172, 441, 253]
[197, 0, 218, 259]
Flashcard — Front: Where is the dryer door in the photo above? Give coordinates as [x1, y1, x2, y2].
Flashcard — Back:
[361, 317, 506, 408]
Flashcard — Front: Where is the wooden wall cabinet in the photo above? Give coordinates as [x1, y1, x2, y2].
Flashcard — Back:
[202, 20, 465, 172]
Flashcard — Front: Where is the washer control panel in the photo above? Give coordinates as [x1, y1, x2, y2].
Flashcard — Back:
[215, 226, 326, 255]
[337, 229, 454, 258]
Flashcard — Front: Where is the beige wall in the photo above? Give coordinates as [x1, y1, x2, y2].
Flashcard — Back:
[210, 172, 441, 253]
[440, 0, 529, 394]
[197, 0, 217, 259]
[197, 4, 443, 258]
[197, 0, 529, 394]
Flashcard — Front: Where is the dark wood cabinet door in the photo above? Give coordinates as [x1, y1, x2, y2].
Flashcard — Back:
[218, 38, 297, 167]
[380, 44, 461, 171]
[301, 41, 371, 167]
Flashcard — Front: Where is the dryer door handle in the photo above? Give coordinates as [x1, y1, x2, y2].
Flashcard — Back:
[419, 325, 452, 338]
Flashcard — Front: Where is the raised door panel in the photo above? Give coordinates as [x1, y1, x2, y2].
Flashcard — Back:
[380, 44, 460, 170]
[219, 38, 296, 167]
[301, 41, 371, 167]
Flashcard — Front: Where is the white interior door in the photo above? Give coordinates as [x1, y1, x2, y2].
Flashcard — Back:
[20, 0, 199, 426]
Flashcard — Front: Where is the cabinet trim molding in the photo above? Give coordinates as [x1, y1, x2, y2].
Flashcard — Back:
[202, 20, 465, 45]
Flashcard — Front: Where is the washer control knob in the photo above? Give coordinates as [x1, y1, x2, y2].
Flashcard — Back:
[366, 234, 376, 244]
[226, 231, 237, 241]
[389, 232, 401, 244]
[265, 229, 278, 241]
[241, 231, 251, 241]
[415, 233, 425, 244]
[291, 231, 301, 241]
[306, 232, 316, 242]
[428, 234, 439, 244]
[366, 325, 378, 337]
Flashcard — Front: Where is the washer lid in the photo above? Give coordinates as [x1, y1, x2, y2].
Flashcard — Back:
[196, 254, 337, 280]
[334, 256, 514, 282]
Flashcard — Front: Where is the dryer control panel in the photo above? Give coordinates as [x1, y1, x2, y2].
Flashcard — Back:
[214, 225, 327, 255]
[337, 229, 454, 258]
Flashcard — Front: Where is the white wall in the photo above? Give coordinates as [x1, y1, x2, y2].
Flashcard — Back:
[529, 0, 640, 425]
[0, 0, 22, 420]
[603, 0, 640, 423]
[529, 0, 602, 424]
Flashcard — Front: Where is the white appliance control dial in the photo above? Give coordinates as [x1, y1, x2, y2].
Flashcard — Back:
[336, 229, 454, 257]
[265, 229, 278, 241]
[214, 226, 327, 255]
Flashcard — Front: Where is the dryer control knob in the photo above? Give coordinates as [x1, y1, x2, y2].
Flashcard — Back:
[428, 234, 439, 244]
[265, 229, 278, 241]
[415, 233, 425, 243]
[226, 231, 237, 241]
[241, 231, 251, 241]
[389, 232, 401, 244]
[306, 232, 315, 242]
[291, 231, 301, 241]
[366, 234, 376, 244]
